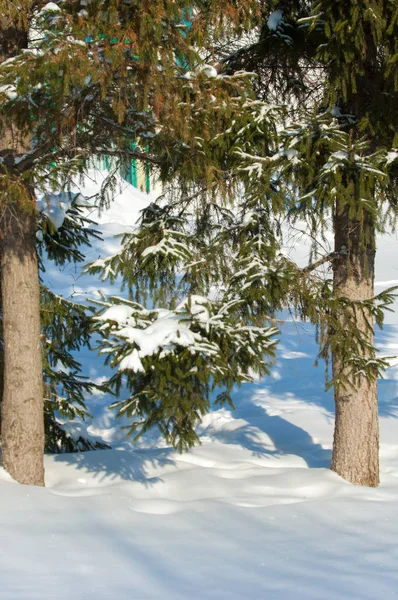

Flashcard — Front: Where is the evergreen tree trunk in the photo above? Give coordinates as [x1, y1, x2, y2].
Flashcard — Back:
[1, 199, 45, 486]
[0, 254, 3, 434]
[331, 204, 379, 486]
[0, 13, 44, 485]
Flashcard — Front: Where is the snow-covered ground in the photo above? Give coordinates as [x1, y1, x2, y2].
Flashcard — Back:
[1, 172, 398, 599]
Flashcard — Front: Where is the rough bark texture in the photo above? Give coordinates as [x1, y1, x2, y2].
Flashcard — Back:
[0, 253, 3, 432]
[1, 202, 45, 486]
[0, 11, 45, 485]
[331, 205, 379, 487]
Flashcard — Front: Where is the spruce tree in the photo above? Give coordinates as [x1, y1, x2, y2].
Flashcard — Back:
[89, 196, 280, 451]
[221, 1, 398, 486]
[5, 0, 394, 488]
[0, 0, 263, 485]
[92, 1, 398, 485]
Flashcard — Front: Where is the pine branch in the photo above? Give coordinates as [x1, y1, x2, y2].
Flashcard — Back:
[39, 146, 163, 167]
[302, 251, 341, 273]
[14, 141, 53, 173]
[93, 113, 154, 138]
[94, 148, 162, 165]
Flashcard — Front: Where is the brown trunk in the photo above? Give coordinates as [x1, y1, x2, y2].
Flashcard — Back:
[0, 13, 44, 485]
[331, 204, 379, 487]
[1, 200, 45, 486]
[0, 250, 3, 432]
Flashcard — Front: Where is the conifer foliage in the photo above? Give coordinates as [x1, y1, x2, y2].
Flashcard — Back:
[94, 295, 277, 451]
[2, 0, 397, 488]
[93, 0, 398, 485]
[221, 0, 398, 486]
[0, 0, 264, 485]
[38, 196, 109, 453]
[89, 164, 282, 452]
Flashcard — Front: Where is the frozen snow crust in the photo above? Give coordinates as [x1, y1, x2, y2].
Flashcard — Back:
[2, 171, 398, 599]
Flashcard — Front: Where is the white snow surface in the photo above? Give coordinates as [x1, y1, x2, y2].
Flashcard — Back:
[2, 170, 398, 598]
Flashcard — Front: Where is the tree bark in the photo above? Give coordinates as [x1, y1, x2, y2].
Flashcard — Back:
[0, 11, 44, 486]
[331, 204, 379, 487]
[0, 249, 3, 433]
[1, 200, 45, 486]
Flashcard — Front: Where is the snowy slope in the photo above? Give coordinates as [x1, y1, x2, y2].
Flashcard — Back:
[1, 172, 398, 599]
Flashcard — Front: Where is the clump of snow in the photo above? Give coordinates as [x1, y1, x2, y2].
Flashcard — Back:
[182, 65, 218, 80]
[36, 191, 91, 230]
[242, 210, 256, 226]
[284, 149, 298, 161]
[67, 38, 86, 47]
[37, 2, 61, 15]
[176, 295, 211, 321]
[198, 64, 218, 78]
[98, 303, 210, 369]
[0, 85, 17, 100]
[331, 151, 348, 161]
[37, 193, 68, 230]
[330, 105, 342, 117]
[267, 10, 283, 31]
[99, 304, 135, 324]
[386, 151, 398, 165]
[119, 349, 144, 372]
[43, 1, 60, 10]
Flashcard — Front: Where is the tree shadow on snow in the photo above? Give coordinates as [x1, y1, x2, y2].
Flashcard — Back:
[202, 392, 332, 469]
[53, 446, 176, 486]
[375, 324, 398, 418]
[199, 317, 398, 468]
[267, 319, 398, 419]
[199, 319, 398, 468]
[52, 320, 398, 482]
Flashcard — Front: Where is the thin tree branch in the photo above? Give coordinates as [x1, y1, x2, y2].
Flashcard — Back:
[302, 251, 341, 273]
